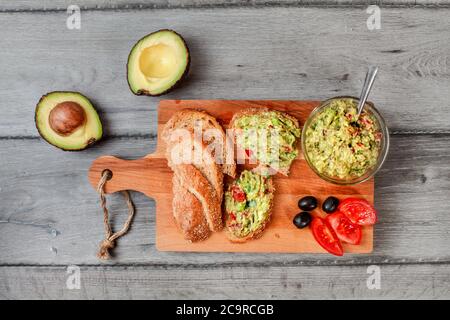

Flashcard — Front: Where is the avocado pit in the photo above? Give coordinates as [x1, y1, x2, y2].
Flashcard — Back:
[49, 101, 86, 136]
[35, 91, 103, 151]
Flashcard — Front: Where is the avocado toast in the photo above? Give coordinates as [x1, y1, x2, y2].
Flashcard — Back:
[224, 170, 275, 242]
[230, 108, 301, 175]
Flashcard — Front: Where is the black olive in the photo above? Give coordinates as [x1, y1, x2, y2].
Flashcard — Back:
[322, 196, 339, 214]
[298, 196, 318, 211]
[293, 212, 312, 229]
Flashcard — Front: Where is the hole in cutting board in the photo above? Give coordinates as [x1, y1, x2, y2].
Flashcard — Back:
[102, 169, 113, 181]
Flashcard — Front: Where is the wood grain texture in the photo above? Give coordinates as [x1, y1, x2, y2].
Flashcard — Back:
[1, 1, 449, 12]
[88, 100, 374, 253]
[1, 134, 449, 265]
[1, 264, 450, 299]
[1, 2, 449, 300]
[0, 7, 449, 137]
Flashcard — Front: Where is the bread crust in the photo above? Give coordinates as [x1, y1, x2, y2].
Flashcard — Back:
[224, 173, 275, 243]
[229, 108, 300, 176]
[173, 164, 223, 232]
[172, 175, 211, 242]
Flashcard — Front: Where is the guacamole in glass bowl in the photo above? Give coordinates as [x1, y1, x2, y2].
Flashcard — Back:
[302, 97, 389, 185]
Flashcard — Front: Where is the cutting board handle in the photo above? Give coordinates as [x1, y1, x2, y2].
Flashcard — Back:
[88, 155, 171, 198]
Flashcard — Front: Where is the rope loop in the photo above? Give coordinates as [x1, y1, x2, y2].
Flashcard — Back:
[96, 170, 135, 260]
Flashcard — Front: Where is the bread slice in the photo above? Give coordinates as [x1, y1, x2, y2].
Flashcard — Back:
[162, 108, 236, 178]
[165, 132, 223, 204]
[172, 175, 211, 242]
[163, 109, 227, 241]
[224, 170, 275, 243]
[173, 164, 223, 232]
[230, 108, 300, 131]
[229, 108, 301, 176]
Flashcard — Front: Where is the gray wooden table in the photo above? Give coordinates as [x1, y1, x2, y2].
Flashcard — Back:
[1, 0, 450, 299]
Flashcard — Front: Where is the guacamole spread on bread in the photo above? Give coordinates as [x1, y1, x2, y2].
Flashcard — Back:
[225, 170, 273, 238]
[304, 98, 382, 179]
[234, 110, 301, 173]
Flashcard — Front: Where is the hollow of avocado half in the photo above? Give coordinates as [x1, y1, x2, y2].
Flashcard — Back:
[127, 29, 190, 96]
[35, 91, 103, 151]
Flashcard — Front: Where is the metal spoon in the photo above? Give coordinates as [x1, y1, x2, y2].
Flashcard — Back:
[356, 66, 378, 117]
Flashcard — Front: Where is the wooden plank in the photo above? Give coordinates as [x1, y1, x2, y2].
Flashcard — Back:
[88, 100, 374, 253]
[1, 264, 450, 299]
[1, 134, 449, 264]
[1, 1, 449, 12]
[0, 7, 449, 137]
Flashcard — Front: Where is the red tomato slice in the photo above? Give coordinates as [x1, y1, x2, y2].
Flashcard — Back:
[326, 212, 362, 245]
[310, 217, 343, 256]
[338, 198, 377, 226]
[231, 185, 246, 202]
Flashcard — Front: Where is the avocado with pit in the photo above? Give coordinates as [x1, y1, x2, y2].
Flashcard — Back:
[127, 29, 190, 96]
[35, 91, 103, 151]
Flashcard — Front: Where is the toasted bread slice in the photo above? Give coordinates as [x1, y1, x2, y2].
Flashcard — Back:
[172, 175, 211, 242]
[230, 108, 300, 129]
[162, 108, 236, 178]
[224, 170, 275, 243]
[173, 164, 223, 232]
[230, 108, 301, 176]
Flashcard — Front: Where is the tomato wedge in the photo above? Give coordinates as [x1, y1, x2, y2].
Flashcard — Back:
[326, 212, 362, 245]
[310, 217, 343, 256]
[338, 198, 377, 226]
[231, 185, 246, 202]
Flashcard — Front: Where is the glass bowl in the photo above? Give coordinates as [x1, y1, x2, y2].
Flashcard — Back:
[301, 96, 390, 185]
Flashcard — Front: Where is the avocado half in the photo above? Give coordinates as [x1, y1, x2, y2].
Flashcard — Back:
[127, 29, 190, 96]
[35, 91, 103, 151]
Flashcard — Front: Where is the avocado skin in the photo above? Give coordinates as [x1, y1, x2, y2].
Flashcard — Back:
[126, 29, 191, 96]
[35, 91, 103, 151]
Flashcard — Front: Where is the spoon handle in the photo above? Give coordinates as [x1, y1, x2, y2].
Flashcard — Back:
[357, 66, 378, 117]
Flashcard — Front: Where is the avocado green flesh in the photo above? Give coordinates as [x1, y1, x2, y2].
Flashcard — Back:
[127, 30, 189, 95]
[35, 92, 102, 151]
[305, 98, 381, 179]
[225, 170, 272, 238]
[234, 111, 301, 171]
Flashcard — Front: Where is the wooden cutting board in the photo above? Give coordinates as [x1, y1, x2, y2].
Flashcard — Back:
[88, 100, 374, 254]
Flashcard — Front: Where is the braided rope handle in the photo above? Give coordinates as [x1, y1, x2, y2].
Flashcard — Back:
[96, 170, 135, 260]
